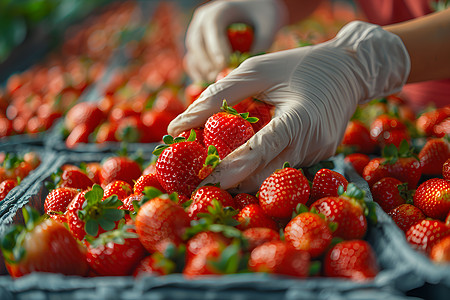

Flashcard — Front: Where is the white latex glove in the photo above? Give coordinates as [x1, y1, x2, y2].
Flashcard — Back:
[170, 21, 410, 193]
[185, 0, 288, 82]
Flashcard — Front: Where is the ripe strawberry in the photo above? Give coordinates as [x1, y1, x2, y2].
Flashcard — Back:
[416, 106, 450, 137]
[341, 120, 377, 154]
[102, 180, 133, 201]
[284, 211, 333, 258]
[309, 168, 348, 205]
[444, 158, 450, 181]
[120, 193, 144, 212]
[44, 187, 78, 223]
[233, 98, 273, 133]
[188, 185, 235, 219]
[235, 204, 278, 231]
[203, 100, 257, 159]
[1, 206, 89, 278]
[0, 179, 17, 201]
[177, 127, 205, 147]
[344, 153, 370, 176]
[310, 184, 368, 240]
[413, 178, 450, 220]
[430, 235, 450, 263]
[227, 23, 254, 53]
[370, 114, 409, 148]
[388, 204, 426, 233]
[65, 123, 91, 148]
[83, 162, 102, 184]
[434, 117, 450, 137]
[418, 138, 450, 175]
[362, 157, 390, 187]
[64, 101, 106, 132]
[248, 241, 310, 278]
[406, 219, 450, 254]
[95, 122, 118, 143]
[141, 110, 175, 143]
[242, 227, 280, 252]
[371, 177, 410, 212]
[133, 254, 175, 277]
[234, 193, 259, 209]
[153, 131, 220, 198]
[324, 240, 379, 281]
[258, 163, 310, 218]
[66, 184, 125, 240]
[184, 82, 208, 105]
[133, 173, 165, 195]
[100, 156, 142, 187]
[135, 193, 190, 254]
[114, 115, 148, 143]
[58, 168, 94, 190]
[86, 224, 147, 276]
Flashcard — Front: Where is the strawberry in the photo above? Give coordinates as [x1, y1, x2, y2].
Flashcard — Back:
[242, 227, 280, 252]
[120, 193, 144, 212]
[66, 184, 125, 240]
[141, 110, 175, 143]
[100, 155, 142, 187]
[135, 192, 190, 253]
[413, 178, 450, 220]
[406, 219, 450, 254]
[86, 224, 147, 276]
[284, 211, 333, 258]
[444, 158, 450, 181]
[1, 206, 89, 278]
[310, 184, 368, 240]
[64, 101, 106, 132]
[102, 180, 133, 201]
[430, 235, 450, 263]
[324, 240, 379, 281]
[114, 115, 148, 143]
[341, 120, 377, 154]
[153, 131, 220, 198]
[133, 173, 165, 195]
[344, 153, 370, 176]
[418, 138, 450, 175]
[65, 123, 91, 148]
[258, 163, 310, 218]
[83, 162, 102, 184]
[434, 117, 450, 137]
[309, 168, 348, 205]
[184, 82, 208, 105]
[0, 179, 17, 202]
[227, 23, 254, 53]
[58, 168, 94, 190]
[177, 127, 205, 147]
[44, 187, 78, 223]
[388, 204, 426, 233]
[248, 240, 310, 278]
[371, 177, 410, 212]
[235, 204, 278, 231]
[362, 157, 390, 187]
[370, 114, 409, 148]
[133, 254, 175, 277]
[188, 185, 235, 219]
[233, 98, 273, 133]
[95, 122, 118, 143]
[0, 117, 13, 137]
[203, 100, 257, 159]
[416, 106, 450, 137]
[234, 193, 259, 209]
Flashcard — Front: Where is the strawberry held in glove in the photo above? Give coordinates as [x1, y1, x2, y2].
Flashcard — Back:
[170, 21, 410, 193]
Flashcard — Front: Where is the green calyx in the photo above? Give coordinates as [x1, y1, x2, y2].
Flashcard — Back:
[221, 100, 259, 123]
[133, 186, 178, 213]
[339, 183, 378, 225]
[78, 184, 125, 237]
[86, 220, 138, 248]
[382, 139, 419, 165]
[2, 153, 24, 171]
[152, 129, 197, 156]
[208, 239, 250, 275]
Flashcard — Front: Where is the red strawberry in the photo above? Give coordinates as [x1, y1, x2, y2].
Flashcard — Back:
[234, 193, 259, 209]
[133, 254, 175, 277]
[258, 163, 310, 218]
[406, 219, 450, 254]
[227, 23, 254, 53]
[153, 132, 220, 198]
[284, 211, 333, 258]
[248, 241, 310, 278]
[324, 240, 379, 281]
[0, 179, 17, 201]
[120, 193, 144, 212]
[235, 204, 278, 231]
[1, 206, 89, 278]
[413, 178, 450, 220]
[184, 82, 208, 105]
[135, 193, 190, 254]
[416, 106, 450, 137]
[203, 100, 257, 159]
[434, 117, 450, 137]
[141, 110, 175, 143]
[344, 153, 370, 176]
[242, 227, 280, 252]
[58, 168, 94, 190]
[430, 235, 450, 263]
[233, 98, 273, 133]
[65, 123, 91, 148]
[102, 180, 133, 201]
[418, 138, 450, 175]
[133, 173, 165, 195]
[341, 120, 377, 154]
[188, 185, 235, 219]
[309, 168, 348, 205]
[177, 127, 205, 147]
[362, 157, 390, 187]
[371, 177, 410, 212]
[64, 102, 105, 132]
[444, 158, 450, 181]
[310, 184, 368, 240]
[388, 204, 426, 233]
[83, 162, 102, 184]
[95, 122, 118, 144]
[370, 114, 409, 148]
[86, 224, 147, 276]
[44, 187, 78, 223]
[100, 156, 142, 187]
[114, 115, 148, 143]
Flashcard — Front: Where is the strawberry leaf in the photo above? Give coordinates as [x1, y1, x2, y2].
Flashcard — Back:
[85, 219, 99, 237]
[102, 209, 125, 222]
[152, 144, 169, 156]
[162, 135, 174, 145]
[187, 129, 197, 142]
[98, 218, 116, 232]
[309, 261, 322, 276]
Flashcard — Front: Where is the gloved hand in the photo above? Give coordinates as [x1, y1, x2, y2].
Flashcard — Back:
[170, 21, 411, 193]
[185, 0, 288, 82]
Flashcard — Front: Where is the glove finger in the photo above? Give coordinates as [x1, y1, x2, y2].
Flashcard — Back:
[202, 17, 231, 75]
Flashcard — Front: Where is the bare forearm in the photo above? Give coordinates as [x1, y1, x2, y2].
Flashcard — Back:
[383, 8, 450, 83]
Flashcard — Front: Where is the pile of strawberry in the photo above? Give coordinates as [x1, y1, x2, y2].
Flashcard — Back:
[0, 152, 41, 202]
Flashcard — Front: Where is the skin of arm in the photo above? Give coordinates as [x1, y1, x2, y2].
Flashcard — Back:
[383, 8, 450, 83]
